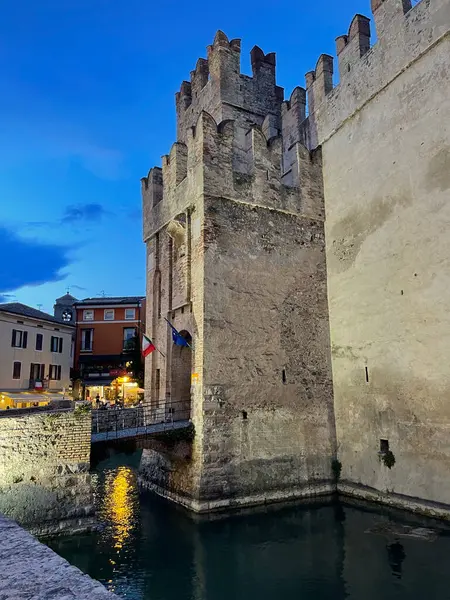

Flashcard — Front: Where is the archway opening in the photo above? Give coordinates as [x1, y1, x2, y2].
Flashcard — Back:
[170, 330, 192, 421]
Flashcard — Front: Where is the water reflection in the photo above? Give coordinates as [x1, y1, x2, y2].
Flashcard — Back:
[46, 454, 450, 600]
[102, 466, 137, 550]
[386, 542, 406, 579]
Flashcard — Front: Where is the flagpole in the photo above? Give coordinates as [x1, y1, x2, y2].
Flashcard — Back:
[164, 317, 192, 349]
[136, 321, 166, 358]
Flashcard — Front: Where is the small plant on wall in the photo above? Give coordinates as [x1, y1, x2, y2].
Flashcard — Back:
[382, 450, 396, 469]
[379, 439, 396, 469]
[331, 458, 342, 481]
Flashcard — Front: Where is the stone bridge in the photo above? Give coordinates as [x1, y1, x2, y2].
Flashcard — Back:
[91, 402, 192, 443]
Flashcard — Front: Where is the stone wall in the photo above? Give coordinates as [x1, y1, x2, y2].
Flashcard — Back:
[0, 411, 95, 534]
[0, 514, 118, 599]
[198, 196, 335, 507]
[141, 30, 337, 511]
[307, 0, 450, 513]
[141, 0, 450, 517]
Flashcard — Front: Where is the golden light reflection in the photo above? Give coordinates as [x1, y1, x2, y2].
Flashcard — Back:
[102, 467, 137, 550]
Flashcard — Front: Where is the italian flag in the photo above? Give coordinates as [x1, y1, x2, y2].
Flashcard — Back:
[142, 334, 156, 357]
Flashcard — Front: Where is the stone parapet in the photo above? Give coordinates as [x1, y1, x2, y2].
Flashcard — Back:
[0, 514, 118, 599]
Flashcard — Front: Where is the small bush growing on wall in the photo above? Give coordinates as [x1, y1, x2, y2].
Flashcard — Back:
[382, 450, 396, 469]
[74, 403, 92, 416]
[331, 459, 342, 481]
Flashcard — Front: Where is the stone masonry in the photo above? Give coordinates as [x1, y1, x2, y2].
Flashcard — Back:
[142, 32, 335, 510]
[0, 514, 118, 599]
[0, 410, 96, 534]
[142, 0, 450, 517]
[308, 0, 450, 516]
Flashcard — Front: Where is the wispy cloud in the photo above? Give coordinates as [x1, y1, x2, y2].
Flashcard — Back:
[0, 226, 70, 299]
[0, 293, 16, 303]
[62, 203, 108, 224]
[21, 203, 110, 232]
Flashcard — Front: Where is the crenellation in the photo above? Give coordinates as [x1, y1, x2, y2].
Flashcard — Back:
[371, 0, 412, 36]
[175, 31, 283, 147]
[281, 86, 307, 173]
[336, 14, 371, 80]
[305, 54, 334, 118]
[190, 58, 209, 98]
[250, 45, 277, 94]
[304, 0, 447, 146]
[162, 142, 188, 187]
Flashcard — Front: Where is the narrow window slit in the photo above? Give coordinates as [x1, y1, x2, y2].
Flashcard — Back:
[365, 366, 369, 383]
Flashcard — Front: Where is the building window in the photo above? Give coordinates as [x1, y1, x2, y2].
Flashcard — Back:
[123, 327, 137, 351]
[104, 309, 115, 321]
[81, 329, 93, 351]
[380, 439, 389, 454]
[51, 336, 63, 353]
[49, 365, 62, 380]
[11, 329, 27, 348]
[83, 310, 94, 321]
[12, 362, 21, 380]
[30, 363, 45, 381]
[125, 308, 136, 320]
[36, 333, 43, 351]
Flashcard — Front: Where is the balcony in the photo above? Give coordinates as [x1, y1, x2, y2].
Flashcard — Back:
[29, 379, 49, 390]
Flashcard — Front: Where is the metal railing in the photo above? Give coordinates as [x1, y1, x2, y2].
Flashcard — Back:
[91, 400, 192, 441]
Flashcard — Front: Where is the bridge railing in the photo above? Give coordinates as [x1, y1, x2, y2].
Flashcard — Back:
[91, 400, 191, 436]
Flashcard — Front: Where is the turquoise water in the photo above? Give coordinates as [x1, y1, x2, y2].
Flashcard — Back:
[47, 453, 450, 599]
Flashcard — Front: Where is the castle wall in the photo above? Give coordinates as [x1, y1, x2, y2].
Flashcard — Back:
[0, 411, 96, 535]
[142, 3, 450, 514]
[308, 0, 450, 512]
[199, 194, 335, 506]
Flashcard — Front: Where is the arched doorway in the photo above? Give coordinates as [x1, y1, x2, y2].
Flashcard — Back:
[170, 330, 192, 421]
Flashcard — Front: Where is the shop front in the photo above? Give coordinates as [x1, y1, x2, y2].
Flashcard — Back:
[82, 372, 142, 406]
[78, 356, 143, 407]
[0, 390, 69, 410]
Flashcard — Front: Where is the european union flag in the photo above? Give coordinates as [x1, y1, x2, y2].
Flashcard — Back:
[164, 318, 192, 348]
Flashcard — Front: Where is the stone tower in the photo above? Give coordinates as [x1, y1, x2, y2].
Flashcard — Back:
[142, 32, 336, 510]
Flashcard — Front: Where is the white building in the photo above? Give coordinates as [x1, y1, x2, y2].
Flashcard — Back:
[0, 303, 74, 409]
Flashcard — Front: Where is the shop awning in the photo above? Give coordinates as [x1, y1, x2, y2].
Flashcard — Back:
[0, 392, 64, 404]
[82, 378, 114, 386]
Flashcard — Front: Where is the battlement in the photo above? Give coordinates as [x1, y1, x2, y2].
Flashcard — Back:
[175, 31, 283, 144]
[142, 107, 325, 240]
[302, 0, 448, 148]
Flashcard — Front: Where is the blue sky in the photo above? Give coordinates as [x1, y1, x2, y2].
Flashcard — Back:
[0, 0, 371, 313]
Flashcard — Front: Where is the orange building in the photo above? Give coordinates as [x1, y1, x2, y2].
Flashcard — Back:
[74, 296, 145, 404]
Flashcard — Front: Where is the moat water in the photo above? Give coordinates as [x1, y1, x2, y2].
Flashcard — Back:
[46, 452, 450, 599]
